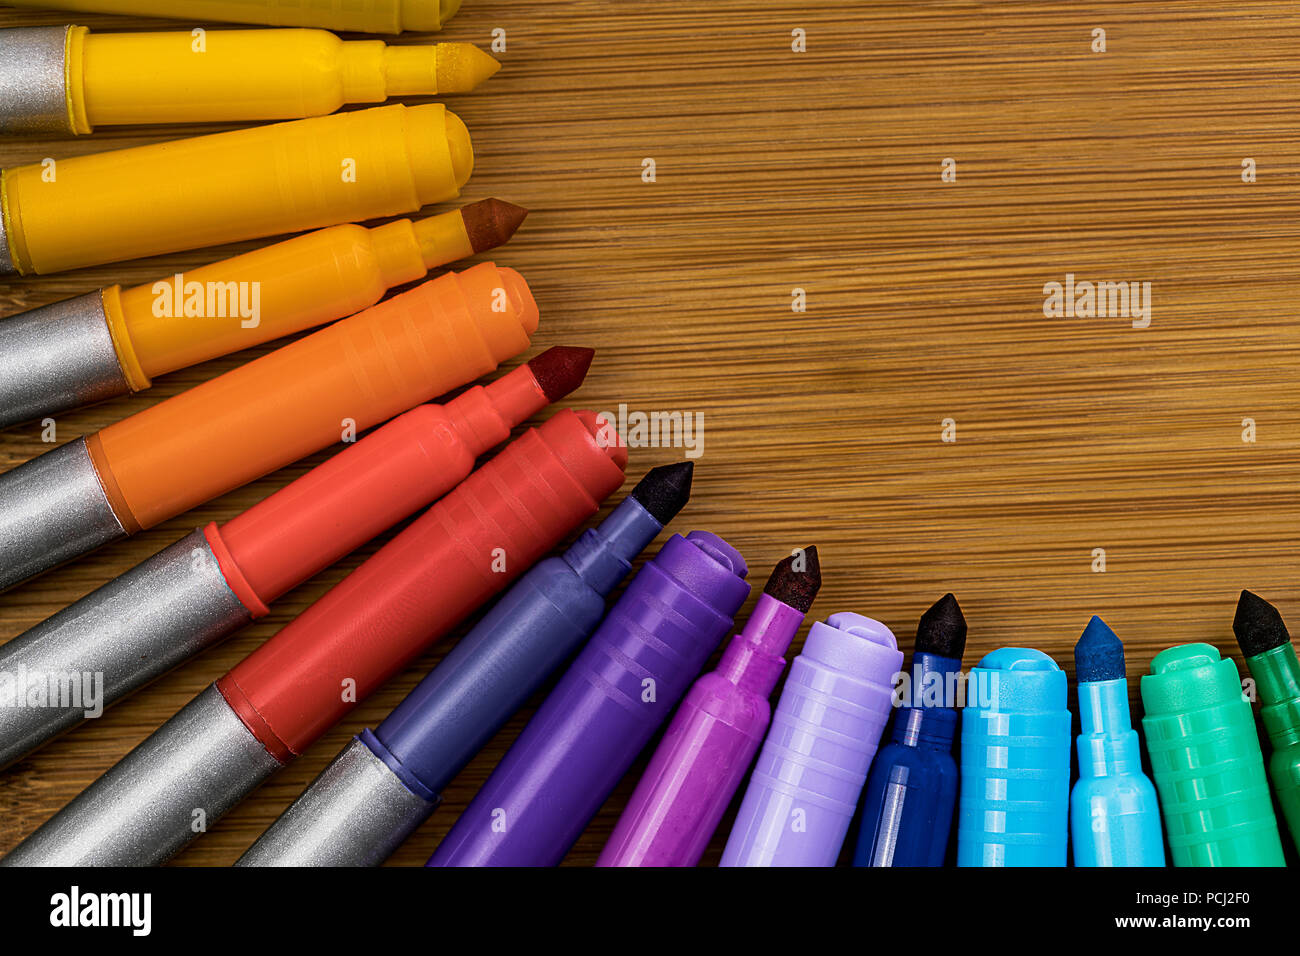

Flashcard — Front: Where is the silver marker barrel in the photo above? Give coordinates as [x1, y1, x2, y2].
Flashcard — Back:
[0, 437, 127, 592]
[235, 738, 435, 867]
[0, 529, 252, 770]
[0, 684, 280, 866]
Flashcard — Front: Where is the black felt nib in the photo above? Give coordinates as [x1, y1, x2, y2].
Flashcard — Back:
[915, 593, 967, 660]
[1234, 589, 1292, 658]
[763, 545, 821, 613]
[629, 461, 694, 526]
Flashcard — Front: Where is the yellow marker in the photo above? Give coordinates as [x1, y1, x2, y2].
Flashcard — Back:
[0, 103, 473, 276]
[2, 0, 462, 33]
[0, 199, 528, 429]
[0, 26, 499, 135]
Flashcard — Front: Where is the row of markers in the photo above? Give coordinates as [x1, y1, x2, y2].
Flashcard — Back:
[0, 4, 1296, 868]
[5, 439, 1299, 867]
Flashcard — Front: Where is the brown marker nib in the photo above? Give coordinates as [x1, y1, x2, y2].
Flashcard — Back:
[763, 546, 821, 613]
[462, 198, 529, 254]
[527, 346, 595, 402]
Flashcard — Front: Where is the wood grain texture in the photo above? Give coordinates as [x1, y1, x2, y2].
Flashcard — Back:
[1, 0, 1299, 866]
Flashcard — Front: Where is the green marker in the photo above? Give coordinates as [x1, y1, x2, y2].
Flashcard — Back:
[1140, 641, 1286, 866]
[1234, 590, 1300, 853]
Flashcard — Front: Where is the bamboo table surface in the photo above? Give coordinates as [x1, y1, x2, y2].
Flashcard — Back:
[1, 1, 1299, 866]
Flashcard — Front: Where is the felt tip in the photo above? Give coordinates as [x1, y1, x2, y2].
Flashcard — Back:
[628, 461, 694, 525]
[1234, 589, 1292, 658]
[461, 198, 529, 254]
[762, 546, 821, 614]
[915, 592, 967, 659]
[1074, 615, 1126, 683]
[435, 43, 501, 93]
[527, 347, 595, 402]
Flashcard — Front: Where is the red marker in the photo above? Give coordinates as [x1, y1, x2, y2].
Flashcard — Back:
[0, 347, 595, 770]
[1, 410, 628, 866]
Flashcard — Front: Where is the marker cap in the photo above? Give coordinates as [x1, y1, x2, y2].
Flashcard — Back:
[91, 261, 536, 533]
[1140, 642, 1244, 714]
[958, 648, 1071, 867]
[218, 408, 626, 759]
[1140, 642, 1286, 866]
[720, 612, 902, 867]
[975, 646, 1067, 712]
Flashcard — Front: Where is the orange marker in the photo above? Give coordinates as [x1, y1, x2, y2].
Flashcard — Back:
[0, 199, 528, 429]
[0, 262, 538, 593]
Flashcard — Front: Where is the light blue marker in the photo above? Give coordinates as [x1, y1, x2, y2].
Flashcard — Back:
[1070, 616, 1166, 866]
[957, 647, 1072, 867]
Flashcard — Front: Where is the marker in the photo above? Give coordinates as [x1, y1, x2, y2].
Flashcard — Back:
[852, 593, 967, 867]
[0, 261, 536, 594]
[0, 27, 498, 134]
[428, 531, 751, 867]
[0, 409, 627, 866]
[1141, 641, 1286, 866]
[1069, 617, 1165, 866]
[721, 612, 902, 867]
[0, 347, 591, 772]
[0, 102, 471, 276]
[597, 547, 822, 867]
[237, 462, 693, 866]
[0, 199, 527, 429]
[1234, 590, 1300, 852]
[957, 648, 1071, 867]
[1, 0, 463, 33]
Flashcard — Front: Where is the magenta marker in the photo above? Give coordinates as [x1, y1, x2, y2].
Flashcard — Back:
[720, 612, 902, 867]
[597, 547, 822, 867]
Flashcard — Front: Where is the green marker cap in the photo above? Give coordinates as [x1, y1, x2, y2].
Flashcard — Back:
[1140, 642, 1244, 715]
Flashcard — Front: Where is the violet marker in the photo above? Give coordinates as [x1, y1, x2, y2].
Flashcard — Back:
[720, 612, 903, 867]
[427, 530, 750, 867]
[597, 547, 821, 867]
[235, 462, 693, 866]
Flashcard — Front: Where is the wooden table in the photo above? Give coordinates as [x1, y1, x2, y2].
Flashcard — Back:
[2, 0, 1298, 865]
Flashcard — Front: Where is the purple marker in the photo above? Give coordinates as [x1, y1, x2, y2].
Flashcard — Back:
[597, 547, 822, 866]
[427, 530, 750, 867]
[720, 612, 902, 867]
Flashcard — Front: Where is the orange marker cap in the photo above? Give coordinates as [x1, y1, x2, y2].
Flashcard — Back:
[87, 262, 537, 532]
